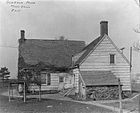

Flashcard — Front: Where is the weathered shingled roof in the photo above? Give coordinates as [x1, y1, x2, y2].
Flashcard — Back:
[81, 71, 119, 86]
[18, 39, 85, 69]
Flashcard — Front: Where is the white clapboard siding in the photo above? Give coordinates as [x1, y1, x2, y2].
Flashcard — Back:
[80, 36, 131, 91]
[30, 73, 69, 91]
[50, 73, 59, 86]
[73, 68, 79, 93]
[29, 84, 58, 91]
[41, 85, 58, 90]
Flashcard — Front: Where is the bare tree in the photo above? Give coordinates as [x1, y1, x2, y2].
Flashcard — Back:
[0, 67, 10, 85]
[133, 40, 140, 51]
[133, 0, 140, 33]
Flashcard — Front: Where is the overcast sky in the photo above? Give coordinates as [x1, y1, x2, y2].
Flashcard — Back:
[0, 0, 140, 78]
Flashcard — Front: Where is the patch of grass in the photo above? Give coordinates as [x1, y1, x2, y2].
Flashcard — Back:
[104, 95, 139, 112]
[0, 87, 114, 113]
[132, 83, 140, 92]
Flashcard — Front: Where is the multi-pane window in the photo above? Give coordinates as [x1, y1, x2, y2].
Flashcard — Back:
[59, 76, 64, 83]
[110, 54, 115, 64]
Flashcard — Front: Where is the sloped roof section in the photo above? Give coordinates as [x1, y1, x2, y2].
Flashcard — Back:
[74, 36, 103, 65]
[18, 39, 85, 69]
[80, 71, 119, 86]
[73, 34, 130, 66]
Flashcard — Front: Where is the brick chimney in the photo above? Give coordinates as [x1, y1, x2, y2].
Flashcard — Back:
[20, 30, 25, 39]
[100, 21, 108, 36]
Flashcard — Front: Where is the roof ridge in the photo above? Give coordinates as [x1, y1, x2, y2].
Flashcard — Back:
[22, 39, 85, 42]
[82, 36, 101, 51]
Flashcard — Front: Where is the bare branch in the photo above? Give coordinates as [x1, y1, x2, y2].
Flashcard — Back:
[133, 41, 140, 52]
[133, 24, 140, 33]
[134, 0, 139, 5]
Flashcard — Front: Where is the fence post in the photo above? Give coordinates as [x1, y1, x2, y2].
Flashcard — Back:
[138, 94, 140, 113]
[23, 82, 26, 102]
[118, 78, 123, 113]
[8, 83, 11, 102]
[39, 85, 41, 101]
[11, 85, 13, 99]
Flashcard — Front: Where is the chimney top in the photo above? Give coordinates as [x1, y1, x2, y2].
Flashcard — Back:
[100, 21, 108, 24]
[100, 21, 108, 36]
[20, 30, 25, 39]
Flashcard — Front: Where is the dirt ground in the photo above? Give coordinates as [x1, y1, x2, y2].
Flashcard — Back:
[103, 83, 140, 113]
[0, 82, 114, 113]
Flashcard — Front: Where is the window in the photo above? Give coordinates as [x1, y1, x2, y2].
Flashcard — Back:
[110, 54, 115, 64]
[41, 73, 51, 85]
[41, 73, 46, 84]
[47, 73, 51, 85]
[59, 76, 64, 83]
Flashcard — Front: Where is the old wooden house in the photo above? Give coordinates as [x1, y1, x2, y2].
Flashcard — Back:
[18, 30, 85, 91]
[72, 21, 131, 100]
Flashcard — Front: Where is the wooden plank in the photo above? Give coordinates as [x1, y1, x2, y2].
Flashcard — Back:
[115, 63, 130, 66]
[119, 81, 131, 83]
[95, 46, 116, 50]
[94, 43, 116, 49]
[88, 55, 127, 60]
[80, 66, 129, 71]
[51, 76, 58, 79]
[80, 68, 110, 71]
[94, 46, 117, 50]
[86, 58, 108, 61]
[83, 60, 109, 63]
[51, 80, 59, 82]
[8, 83, 11, 102]
[118, 78, 123, 113]
[100, 42, 113, 44]
[81, 63, 130, 68]
[113, 70, 130, 73]
[118, 76, 130, 78]
[102, 37, 110, 41]
[90, 53, 112, 56]
[122, 86, 131, 90]
[50, 75, 57, 78]
[93, 50, 118, 52]
[81, 63, 129, 69]
[39, 85, 41, 101]
[50, 82, 59, 85]
[122, 85, 131, 88]
[116, 60, 128, 63]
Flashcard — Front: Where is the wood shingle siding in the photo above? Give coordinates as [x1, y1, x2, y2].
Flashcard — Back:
[73, 68, 79, 93]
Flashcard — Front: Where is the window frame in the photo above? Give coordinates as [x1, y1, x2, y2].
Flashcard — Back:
[59, 76, 64, 83]
[47, 73, 51, 85]
[41, 72, 47, 85]
[110, 54, 115, 64]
